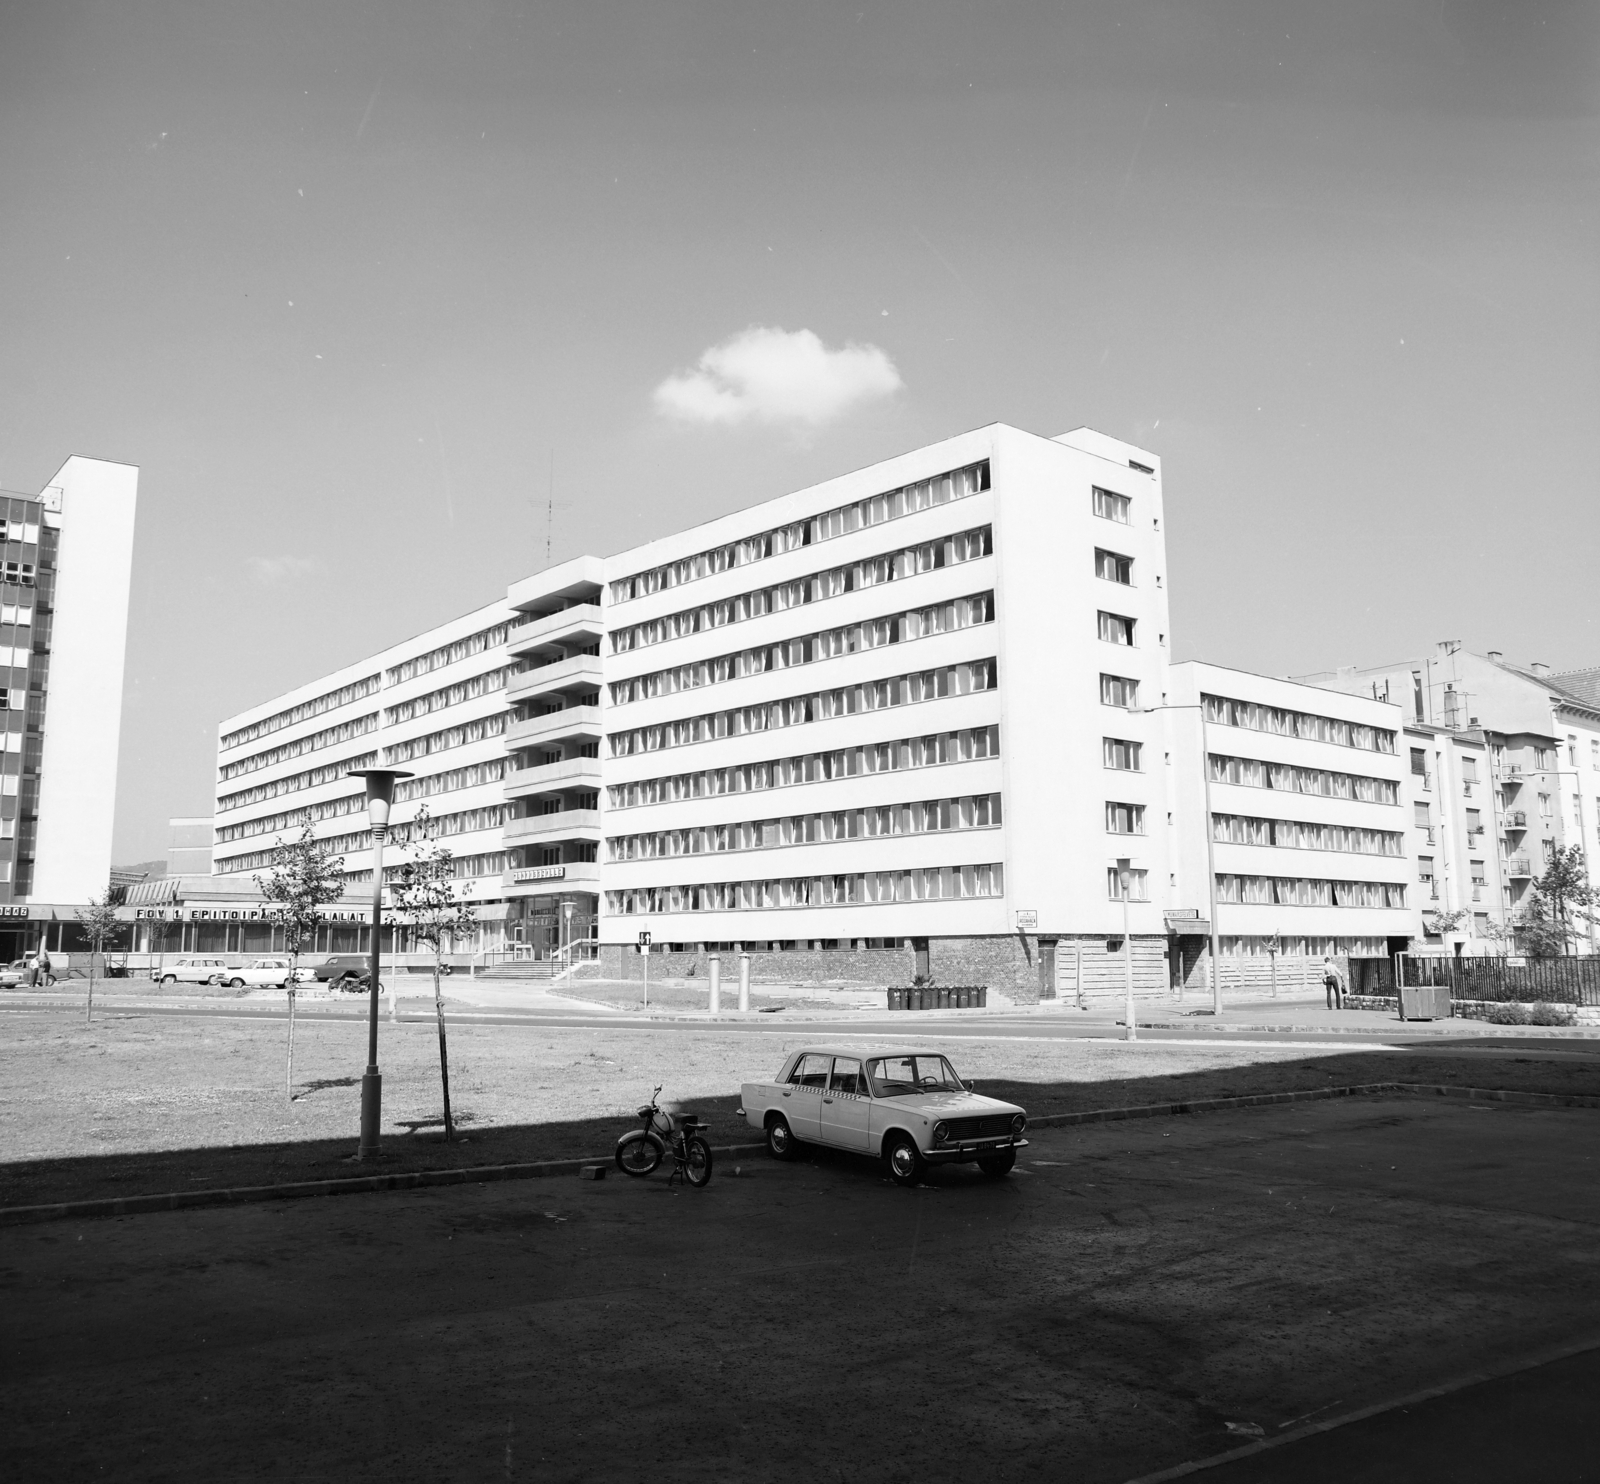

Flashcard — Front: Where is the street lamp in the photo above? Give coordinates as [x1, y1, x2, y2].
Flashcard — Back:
[1117, 857, 1136, 1042]
[347, 766, 414, 1161]
[1135, 703, 1223, 1016]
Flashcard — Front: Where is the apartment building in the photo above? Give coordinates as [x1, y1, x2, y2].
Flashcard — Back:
[0, 458, 137, 940]
[1403, 726, 1503, 948]
[211, 593, 522, 952]
[597, 424, 1171, 995]
[1305, 641, 1600, 951]
[1163, 663, 1413, 976]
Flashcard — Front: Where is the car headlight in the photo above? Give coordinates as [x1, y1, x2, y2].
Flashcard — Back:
[1010, 1113, 1027, 1137]
[932, 1121, 950, 1145]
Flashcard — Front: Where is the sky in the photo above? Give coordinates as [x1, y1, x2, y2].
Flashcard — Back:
[0, 0, 1595, 865]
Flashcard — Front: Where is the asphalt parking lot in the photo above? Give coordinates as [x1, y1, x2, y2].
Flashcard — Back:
[4, 1094, 1598, 1483]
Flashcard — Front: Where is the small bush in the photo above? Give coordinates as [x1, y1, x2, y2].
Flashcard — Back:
[1527, 1002, 1577, 1027]
[1485, 1003, 1531, 1025]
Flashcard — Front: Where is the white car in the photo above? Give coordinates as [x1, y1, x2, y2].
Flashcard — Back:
[739, 1046, 1029, 1187]
[151, 957, 230, 986]
[223, 958, 299, 989]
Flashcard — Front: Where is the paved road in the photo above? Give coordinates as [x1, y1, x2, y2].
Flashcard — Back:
[5, 1096, 1598, 1482]
[1180, 1342, 1600, 1483]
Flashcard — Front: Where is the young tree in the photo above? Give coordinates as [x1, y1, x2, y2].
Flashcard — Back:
[255, 820, 347, 1104]
[1514, 888, 1575, 958]
[75, 894, 126, 1025]
[1529, 846, 1597, 956]
[392, 806, 476, 1141]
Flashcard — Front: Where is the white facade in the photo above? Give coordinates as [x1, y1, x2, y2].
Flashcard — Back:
[17, 456, 138, 905]
[208, 420, 1435, 989]
[1165, 663, 1413, 960]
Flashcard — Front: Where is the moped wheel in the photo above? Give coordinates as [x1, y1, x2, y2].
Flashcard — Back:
[684, 1135, 713, 1187]
[615, 1130, 663, 1177]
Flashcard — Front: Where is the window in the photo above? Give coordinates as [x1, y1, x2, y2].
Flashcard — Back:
[1100, 674, 1139, 709]
[1107, 867, 1149, 901]
[1092, 487, 1130, 523]
[1539, 792, 1553, 819]
[1462, 757, 1478, 784]
[790, 1054, 832, 1088]
[1466, 808, 1482, 835]
[1105, 801, 1144, 835]
[1471, 861, 1486, 886]
[1097, 611, 1136, 646]
[1103, 738, 1142, 771]
[1569, 737, 1578, 765]
[828, 1057, 866, 1096]
[1418, 856, 1434, 883]
[1409, 748, 1427, 776]
[1204, 693, 1397, 754]
[1094, 549, 1133, 585]
[1535, 747, 1555, 770]
[1413, 803, 1431, 828]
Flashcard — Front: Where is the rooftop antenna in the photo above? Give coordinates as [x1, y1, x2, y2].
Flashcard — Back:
[547, 450, 554, 566]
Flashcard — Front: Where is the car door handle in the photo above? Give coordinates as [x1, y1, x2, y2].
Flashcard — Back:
[823, 1098, 834, 1104]
[782, 1089, 792, 1097]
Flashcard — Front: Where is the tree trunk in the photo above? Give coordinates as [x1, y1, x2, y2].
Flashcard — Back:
[85, 948, 95, 1025]
[286, 971, 298, 1106]
[434, 958, 454, 1141]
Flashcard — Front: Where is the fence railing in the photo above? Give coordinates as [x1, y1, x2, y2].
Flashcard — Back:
[1369, 954, 1600, 1006]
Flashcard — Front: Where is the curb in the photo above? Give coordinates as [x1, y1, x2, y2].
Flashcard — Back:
[3, 1084, 1596, 1229]
[1132, 1019, 1600, 1040]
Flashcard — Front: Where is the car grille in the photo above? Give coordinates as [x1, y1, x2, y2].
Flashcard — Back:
[944, 1115, 1014, 1140]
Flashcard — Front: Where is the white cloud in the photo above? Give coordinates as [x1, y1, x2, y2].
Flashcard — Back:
[249, 555, 317, 584]
[653, 326, 903, 427]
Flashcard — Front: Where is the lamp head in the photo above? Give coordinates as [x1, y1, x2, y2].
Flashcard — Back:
[348, 768, 415, 828]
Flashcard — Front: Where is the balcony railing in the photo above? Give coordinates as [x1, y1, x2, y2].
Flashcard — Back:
[506, 603, 603, 658]
[504, 808, 602, 843]
[504, 705, 602, 749]
[504, 755, 603, 800]
[1505, 810, 1526, 828]
[507, 653, 603, 703]
[1506, 858, 1533, 877]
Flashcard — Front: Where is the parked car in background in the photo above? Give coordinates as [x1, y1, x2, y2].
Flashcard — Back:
[0, 959, 28, 988]
[304, 954, 379, 991]
[739, 1046, 1029, 1187]
[215, 957, 299, 990]
[150, 957, 230, 986]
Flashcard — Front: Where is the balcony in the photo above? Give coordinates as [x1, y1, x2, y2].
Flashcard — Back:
[1505, 810, 1527, 829]
[504, 755, 603, 801]
[504, 809, 602, 843]
[1498, 765, 1523, 783]
[1506, 858, 1533, 877]
[504, 705, 602, 750]
[507, 652, 602, 703]
[507, 603, 603, 659]
[502, 859, 602, 892]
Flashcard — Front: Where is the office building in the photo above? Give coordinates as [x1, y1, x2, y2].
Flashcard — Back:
[207, 422, 1428, 997]
[0, 458, 137, 927]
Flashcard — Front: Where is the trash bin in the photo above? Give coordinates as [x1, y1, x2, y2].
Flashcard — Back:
[976, 986, 988, 1008]
[933, 987, 946, 1009]
[1398, 982, 1451, 1021]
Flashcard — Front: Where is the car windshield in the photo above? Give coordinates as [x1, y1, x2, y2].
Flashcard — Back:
[866, 1055, 964, 1097]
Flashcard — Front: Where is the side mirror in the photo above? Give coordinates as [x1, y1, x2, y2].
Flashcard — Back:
[965, 1080, 976, 1092]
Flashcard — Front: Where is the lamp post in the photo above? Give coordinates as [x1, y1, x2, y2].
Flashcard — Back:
[347, 767, 414, 1161]
[1117, 857, 1136, 1041]
[1136, 703, 1223, 1016]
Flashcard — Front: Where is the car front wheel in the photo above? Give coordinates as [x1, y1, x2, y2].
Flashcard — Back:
[978, 1148, 1016, 1178]
[161, 975, 177, 986]
[883, 1133, 925, 1188]
[765, 1115, 801, 1161]
[227, 977, 245, 989]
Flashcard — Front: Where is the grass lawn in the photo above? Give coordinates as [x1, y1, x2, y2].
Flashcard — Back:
[2, 1005, 1596, 1209]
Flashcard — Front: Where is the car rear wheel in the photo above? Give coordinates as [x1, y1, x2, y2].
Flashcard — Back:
[978, 1148, 1016, 1177]
[765, 1115, 801, 1161]
[883, 1133, 925, 1188]
[227, 977, 245, 989]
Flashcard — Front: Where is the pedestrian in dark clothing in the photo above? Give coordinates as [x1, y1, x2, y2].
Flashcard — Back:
[1322, 957, 1344, 1010]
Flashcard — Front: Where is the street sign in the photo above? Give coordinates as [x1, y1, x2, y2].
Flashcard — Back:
[1014, 910, 1038, 931]
[637, 931, 652, 946]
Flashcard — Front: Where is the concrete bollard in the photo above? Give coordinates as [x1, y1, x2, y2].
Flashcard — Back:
[708, 954, 720, 1014]
[738, 952, 750, 1012]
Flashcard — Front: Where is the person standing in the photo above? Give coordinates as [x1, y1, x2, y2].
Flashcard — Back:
[1322, 956, 1345, 1010]
[37, 945, 52, 986]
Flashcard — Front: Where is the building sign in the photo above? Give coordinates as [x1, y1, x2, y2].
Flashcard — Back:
[132, 906, 370, 924]
[1013, 910, 1038, 931]
[512, 865, 566, 883]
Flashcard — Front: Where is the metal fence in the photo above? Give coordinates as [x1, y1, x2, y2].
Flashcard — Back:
[1374, 954, 1600, 1007]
